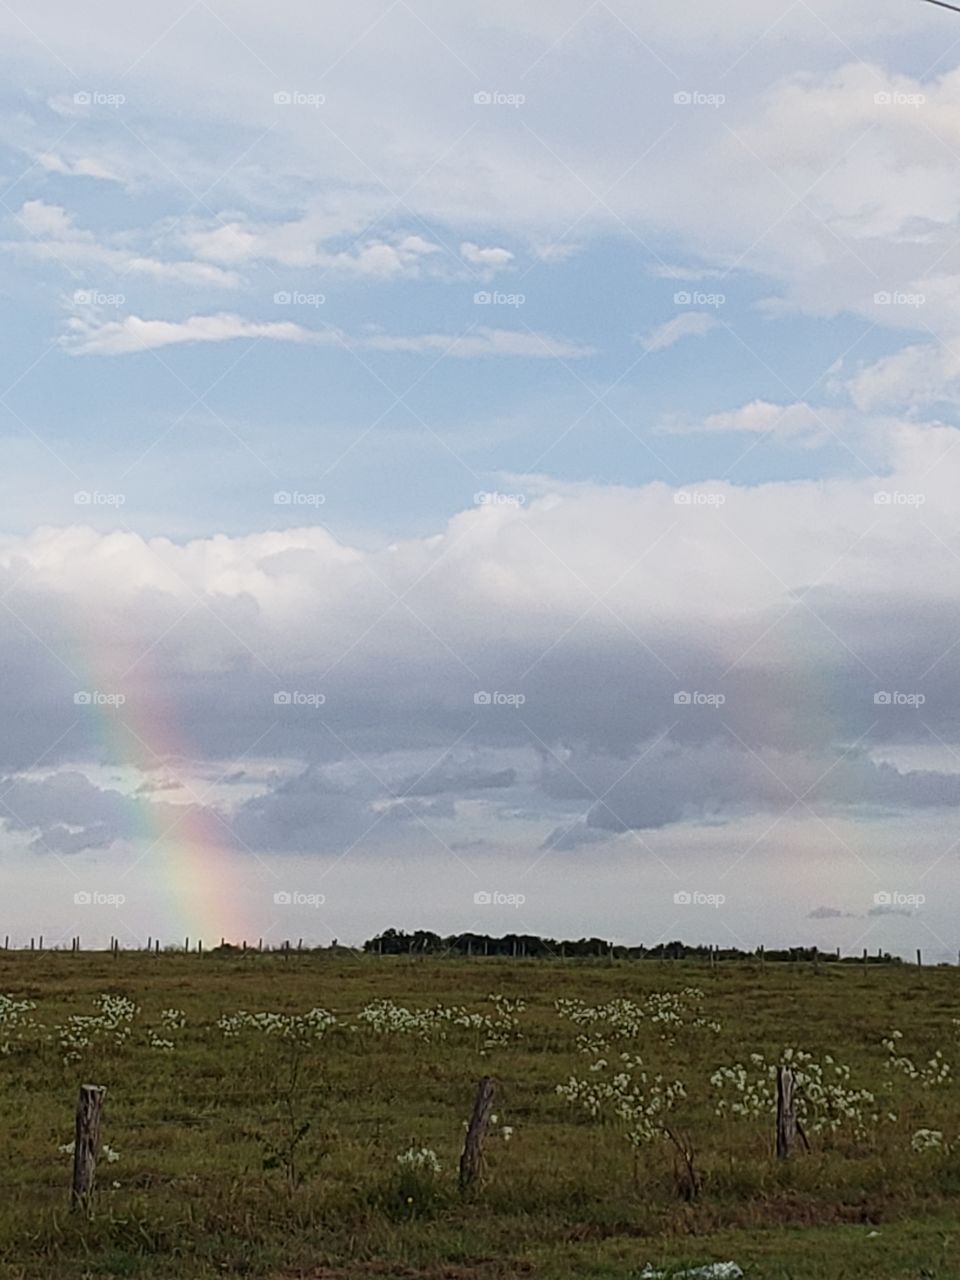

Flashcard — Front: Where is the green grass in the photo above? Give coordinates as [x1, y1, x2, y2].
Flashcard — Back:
[0, 951, 958, 1280]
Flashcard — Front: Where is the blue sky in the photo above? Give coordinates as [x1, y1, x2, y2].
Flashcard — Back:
[3, 0, 960, 955]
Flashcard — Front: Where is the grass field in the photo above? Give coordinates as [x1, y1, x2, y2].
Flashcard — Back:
[1, 951, 958, 1280]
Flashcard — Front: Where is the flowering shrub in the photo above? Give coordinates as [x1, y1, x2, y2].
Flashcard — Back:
[556, 988, 720, 1051]
[557, 1052, 687, 1146]
[710, 1048, 893, 1139]
[911, 1128, 946, 1152]
[217, 1007, 337, 1043]
[354, 995, 523, 1050]
[0, 994, 38, 1055]
[58, 995, 139, 1063]
[396, 1146, 441, 1174]
[882, 1031, 951, 1088]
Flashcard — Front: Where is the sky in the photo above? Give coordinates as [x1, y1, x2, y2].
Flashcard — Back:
[2, 0, 960, 956]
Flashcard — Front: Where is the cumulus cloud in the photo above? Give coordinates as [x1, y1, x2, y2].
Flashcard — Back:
[0, 424, 957, 844]
[842, 344, 960, 413]
[460, 241, 514, 269]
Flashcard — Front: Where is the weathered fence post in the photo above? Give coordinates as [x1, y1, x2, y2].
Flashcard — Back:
[459, 1075, 497, 1192]
[776, 1066, 797, 1159]
[71, 1084, 106, 1209]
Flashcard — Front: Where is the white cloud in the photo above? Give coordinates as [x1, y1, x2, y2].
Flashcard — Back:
[34, 151, 123, 183]
[184, 218, 445, 277]
[359, 327, 594, 358]
[841, 343, 960, 413]
[6, 15, 960, 332]
[19, 199, 75, 238]
[460, 241, 514, 268]
[639, 311, 718, 353]
[661, 399, 840, 446]
[9, 201, 243, 288]
[62, 310, 595, 359]
[62, 311, 321, 355]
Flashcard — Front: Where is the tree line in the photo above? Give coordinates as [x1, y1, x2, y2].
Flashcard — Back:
[361, 928, 901, 963]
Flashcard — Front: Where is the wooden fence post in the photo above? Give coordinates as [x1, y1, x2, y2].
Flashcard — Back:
[459, 1075, 497, 1192]
[776, 1066, 797, 1159]
[71, 1084, 106, 1208]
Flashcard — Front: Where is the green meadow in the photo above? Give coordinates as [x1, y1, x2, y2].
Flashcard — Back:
[1, 951, 958, 1280]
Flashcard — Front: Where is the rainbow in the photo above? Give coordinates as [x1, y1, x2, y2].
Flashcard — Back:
[79, 677, 262, 947]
